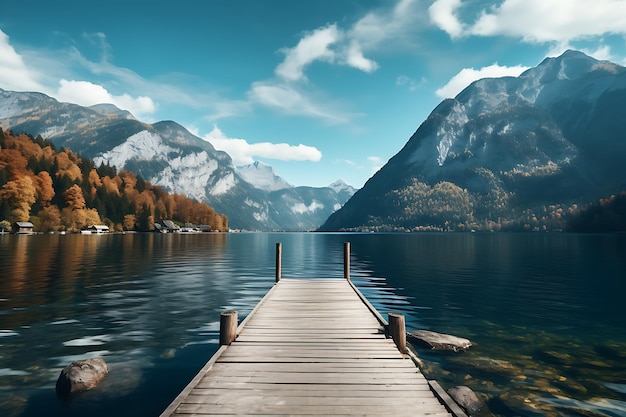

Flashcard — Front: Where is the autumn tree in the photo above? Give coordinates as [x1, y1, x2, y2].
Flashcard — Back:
[38, 205, 62, 231]
[54, 150, 82, 183]
[0, 176, 37, 222]
[123, 214, 137, 231]
[87, 169, 102, 198]
[0, 148, 29, 179]
[34, 171, 55, 207]
[0, 130, 227, 232]
[64, 184, 86, 210]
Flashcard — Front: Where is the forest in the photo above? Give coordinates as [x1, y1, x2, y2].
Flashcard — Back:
[0, 128, 228, 232]
[345, 176, 624, 233]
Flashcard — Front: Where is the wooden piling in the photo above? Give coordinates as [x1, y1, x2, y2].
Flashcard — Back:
[388, 312, 406, 353]
[275, 242, 282, 283]
[219, 310, 238, 345]
[344, 241, 350, 280]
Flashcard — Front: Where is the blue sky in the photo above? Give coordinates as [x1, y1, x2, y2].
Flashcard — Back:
[2, 0, 626, 188]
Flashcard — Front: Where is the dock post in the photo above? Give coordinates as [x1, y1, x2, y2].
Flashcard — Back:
[388, 313, 407, 353]
[344, 242, 350, 280]
[275, 242, 282, 283]
[220, 310, 238, 345]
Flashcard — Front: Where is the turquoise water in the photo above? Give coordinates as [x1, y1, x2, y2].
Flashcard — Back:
[0, 232, 625, 416]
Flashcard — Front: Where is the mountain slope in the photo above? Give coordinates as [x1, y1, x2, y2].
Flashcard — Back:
[321, 50, 626, 232]
[0, 88, 354, 230]
[237, 161, 292, 191]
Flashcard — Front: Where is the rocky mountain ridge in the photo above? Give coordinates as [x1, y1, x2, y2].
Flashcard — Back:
[321, 50, 626, 232]
[0, 88, 354, 231]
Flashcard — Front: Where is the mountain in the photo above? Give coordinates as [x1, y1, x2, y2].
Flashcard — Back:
[321, 50, 626, 232]
[0, 89, 354, 231]
[236, 161, 292, 191]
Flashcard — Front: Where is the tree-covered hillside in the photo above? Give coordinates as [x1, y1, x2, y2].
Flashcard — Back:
[0, 128, 228, 232]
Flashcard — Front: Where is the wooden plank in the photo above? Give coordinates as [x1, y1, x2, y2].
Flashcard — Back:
[208, 362, 418, 372]
[182, 394, 445, 406]
[175, 403, 450, 415]
[162, 278, 451, 417]
[192, 383, 436, 401]
[195, 381, 433, 391]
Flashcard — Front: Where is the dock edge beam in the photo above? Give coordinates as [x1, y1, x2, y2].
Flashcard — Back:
[344, 241, 350, 280]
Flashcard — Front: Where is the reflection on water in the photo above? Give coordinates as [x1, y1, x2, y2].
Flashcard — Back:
[0, 232, 625, 417]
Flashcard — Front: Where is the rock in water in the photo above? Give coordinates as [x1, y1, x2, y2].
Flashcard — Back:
[56, 358, 108, 396]
[407, 330, 472, 352]
[447, 385, 483, 416]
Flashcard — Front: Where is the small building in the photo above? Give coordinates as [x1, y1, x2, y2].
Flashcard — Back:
[159, 220, 180, 233]
[13, 222, 34, 234]
[89, 225, 110, 234]
[196, 225, 212, 233]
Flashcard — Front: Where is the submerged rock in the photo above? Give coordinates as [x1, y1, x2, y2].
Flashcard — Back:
[56, 358, 108, 396]
[448, 386, 483, 416]
[460, 356, 519, 376]
[408, 330, 472, 352]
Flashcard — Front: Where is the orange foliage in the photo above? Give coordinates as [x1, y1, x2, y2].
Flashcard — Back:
[0, 130, 228, 231]
[55, 151, 82, 182]
[0, 176, 37, 222]
[5, 134, 44, 161]
[0, 148, 29, 179]
[63, 184, 86, 210]
[120, 170, 137, 191]
[88, 169, 102, 198]
[101, 176, 120, 196]
[34, 171, 55, 207]
[38, 205, 61, 231]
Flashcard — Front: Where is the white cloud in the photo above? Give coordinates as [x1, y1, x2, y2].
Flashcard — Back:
[203, 126, 322, 166]
[272, 0, 421, 80]
[56, 79, 156, 119]
[0, 30, 44, 92]
[581, 45, 613, 61]
[396, 75, 427, 91]
[436, 63, 529, 98]
[350, 0, 420, 48]
[343, 0, 421, 71]
[428, 0, 465, 39]
[431, 0, 626, 45]
[207, 99, 252, 121]
[0, 29, 164, 120]
[257, 0, 423, 122]
[345, 42, 379, 73]
[249, 81, 350, 123]
[367, 156, 383, 174]
[470, 0, 626, 43]
[275, 25, 340, 82]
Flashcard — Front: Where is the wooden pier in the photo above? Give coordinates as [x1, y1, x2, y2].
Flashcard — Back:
[160, 243, 459, 417]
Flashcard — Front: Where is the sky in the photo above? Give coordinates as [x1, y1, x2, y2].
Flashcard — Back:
[1, 0, 626, 188]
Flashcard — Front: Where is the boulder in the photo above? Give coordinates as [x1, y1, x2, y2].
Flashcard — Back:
[407, 330, 472, 352]
[447, 385, 483, 416]
[56, 358, 108, 396]
[458, 356, 518, 375]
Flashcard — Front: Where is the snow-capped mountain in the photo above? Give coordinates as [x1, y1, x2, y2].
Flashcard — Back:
[321, 50, 626, 232]
[236, 161, 292, 192]
[0, 88, 355, 231]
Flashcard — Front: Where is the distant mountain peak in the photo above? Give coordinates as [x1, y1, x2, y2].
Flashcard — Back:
[89, 103, 136, 120]
[328, 179, 356, 194]
[236, 161, 293, 192]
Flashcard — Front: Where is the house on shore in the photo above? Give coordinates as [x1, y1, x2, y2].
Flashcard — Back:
[80, 225, 110, 234]
[13, 222, 34, 234]
[156, 220, 180, 233]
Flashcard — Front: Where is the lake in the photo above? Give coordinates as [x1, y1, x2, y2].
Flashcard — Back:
[1, 232, 625, 417]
